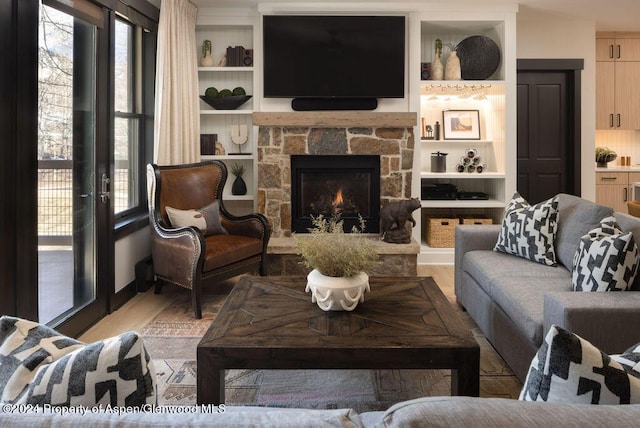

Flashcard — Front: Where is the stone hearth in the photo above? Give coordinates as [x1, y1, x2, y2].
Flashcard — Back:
[253, 112, 419, 277]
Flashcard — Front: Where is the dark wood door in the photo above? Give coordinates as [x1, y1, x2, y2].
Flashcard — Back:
[517, 60, 582, 204]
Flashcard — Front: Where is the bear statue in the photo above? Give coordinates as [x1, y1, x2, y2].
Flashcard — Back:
[379, 198, 421, 244]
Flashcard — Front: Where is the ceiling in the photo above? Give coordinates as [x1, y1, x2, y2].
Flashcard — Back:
[153, 0, 640, 32]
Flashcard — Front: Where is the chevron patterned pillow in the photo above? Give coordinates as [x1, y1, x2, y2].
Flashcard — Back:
[494, 192, 559, 266]
[0, 316, 156, 407]
[572, 216, 639, 292]
[520, 325, 640, 404]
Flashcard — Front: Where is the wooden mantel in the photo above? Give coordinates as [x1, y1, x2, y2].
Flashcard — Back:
[252, 111, 417, 128]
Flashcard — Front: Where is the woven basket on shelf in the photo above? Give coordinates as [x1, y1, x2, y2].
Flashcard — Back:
[458, 215, 493, 225]
[425, 216, 459, 248]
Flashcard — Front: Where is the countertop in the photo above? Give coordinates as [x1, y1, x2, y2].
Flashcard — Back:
[596, 166, 640, 172]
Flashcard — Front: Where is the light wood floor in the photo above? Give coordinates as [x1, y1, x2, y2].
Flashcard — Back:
[79, 265, 454, 343]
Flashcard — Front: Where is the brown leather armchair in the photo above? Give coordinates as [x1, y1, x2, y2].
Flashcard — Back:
[147, 161, 270, 319]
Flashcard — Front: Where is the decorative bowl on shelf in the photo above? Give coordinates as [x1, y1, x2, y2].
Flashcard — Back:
[199, 95, 252, 110]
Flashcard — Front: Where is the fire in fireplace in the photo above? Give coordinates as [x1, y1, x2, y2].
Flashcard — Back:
[291, 155, 381, 233]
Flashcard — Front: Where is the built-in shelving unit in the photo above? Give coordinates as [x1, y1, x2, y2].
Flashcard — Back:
[196, 13, 257, 214]
[412, 13, 517, 264]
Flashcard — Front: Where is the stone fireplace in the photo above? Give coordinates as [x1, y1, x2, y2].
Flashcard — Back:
[254, 112, 416, 238]
[290, 154, 381, 233]
[253, 111, 418, 276]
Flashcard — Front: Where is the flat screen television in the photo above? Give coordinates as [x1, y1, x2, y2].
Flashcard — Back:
[263, 15, 405, 109]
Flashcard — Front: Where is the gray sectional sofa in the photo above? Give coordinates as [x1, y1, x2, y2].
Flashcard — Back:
[455, 193, 640, 381]
[4, 396, 640, 427]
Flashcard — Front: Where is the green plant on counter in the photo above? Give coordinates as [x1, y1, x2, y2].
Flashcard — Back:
[595, 147, 617, 163]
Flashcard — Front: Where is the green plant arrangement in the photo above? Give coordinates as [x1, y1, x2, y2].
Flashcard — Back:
[294, 214, 378, 278]
[201, 40, 212, 57]
[434, 38, 443, 56]
[595, 147, 617, 167]
[230, 163, 245, 177]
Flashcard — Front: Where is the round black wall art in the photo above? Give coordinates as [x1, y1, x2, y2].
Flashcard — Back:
[455, 35, 501, 80]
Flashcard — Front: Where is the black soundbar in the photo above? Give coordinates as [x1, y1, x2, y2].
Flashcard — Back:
[291, 98, 378, 111]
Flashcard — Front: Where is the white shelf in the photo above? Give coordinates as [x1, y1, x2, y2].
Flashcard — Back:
[224, 194, 255, 201]
[198, 67, 253, 72]
[421, 199, 505, 208]
[421, 172, 505, 179]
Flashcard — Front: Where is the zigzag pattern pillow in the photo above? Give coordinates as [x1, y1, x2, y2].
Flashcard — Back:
[520, 325, 640, 404]
[612, 343, 640, 377]
[0, 316, 156, 406]
[572, 216, 639, 292]
[494, 192, 559, 266]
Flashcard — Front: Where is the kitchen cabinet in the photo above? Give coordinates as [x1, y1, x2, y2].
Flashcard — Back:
[596, 32, 640, 130]
[595, 171, 640, 213]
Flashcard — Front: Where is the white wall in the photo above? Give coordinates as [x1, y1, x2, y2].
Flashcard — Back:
[517, 13, 597, 201]
[114, 226, 151, 292]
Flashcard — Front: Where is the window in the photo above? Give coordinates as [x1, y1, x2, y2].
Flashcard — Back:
[113, 17, 142, 218]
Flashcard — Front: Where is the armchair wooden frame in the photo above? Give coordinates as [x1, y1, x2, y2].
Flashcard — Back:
[147, 161, 271, 318]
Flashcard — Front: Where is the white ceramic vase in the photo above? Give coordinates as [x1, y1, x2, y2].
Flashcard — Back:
[431, 52, 444, 80]
[200, 53, 215, 67]
[445, 51, 461, 80]
[305, 269, 370, 311]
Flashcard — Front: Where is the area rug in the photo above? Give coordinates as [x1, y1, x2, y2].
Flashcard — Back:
[141, 278, 522, 411]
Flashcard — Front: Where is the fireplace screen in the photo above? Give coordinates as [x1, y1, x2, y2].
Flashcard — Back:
[291, 155, 380, 233]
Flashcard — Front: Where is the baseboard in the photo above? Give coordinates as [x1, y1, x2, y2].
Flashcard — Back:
[111, 281, 137, 312]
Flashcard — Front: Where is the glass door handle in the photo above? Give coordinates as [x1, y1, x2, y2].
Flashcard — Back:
[99, 173, 110, 204]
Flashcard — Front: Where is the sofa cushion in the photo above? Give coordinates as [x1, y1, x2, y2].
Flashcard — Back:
[490, 275, 571, 345]
[166, 200, 228, 236]
[555, 193, 614, 269]
[0, 316, 156, 407]
[494, 192, 559, 266]
[377, 396, 640, 428]
[463, 250, 570, 303]
[572, 216, 639, 292]
[520, 325, 640, 404]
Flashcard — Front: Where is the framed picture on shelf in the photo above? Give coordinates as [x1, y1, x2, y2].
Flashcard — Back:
[442, 110, 481, 140]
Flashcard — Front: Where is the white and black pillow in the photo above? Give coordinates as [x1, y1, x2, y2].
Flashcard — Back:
[519, 325, 640, 404]
[572, 216, 639, 292]
[494, 192, 559, 266]
[612, 343, 640, 378]
[165, 200, 228, 236]
[0, 316, 156, 407]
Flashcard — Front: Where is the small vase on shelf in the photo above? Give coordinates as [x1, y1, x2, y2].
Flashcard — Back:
[200, 40, 215, 67]
[230, 163, 247, 195]
[431, 38, 444, 80]
[445, 50, 461, 80]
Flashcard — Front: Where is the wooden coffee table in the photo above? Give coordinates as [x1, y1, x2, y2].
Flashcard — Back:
[197, 276, 479, 405]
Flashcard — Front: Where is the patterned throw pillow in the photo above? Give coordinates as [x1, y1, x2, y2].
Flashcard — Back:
[0, 316, 156, 407]
[612, 343, 640, 377]
[494, 192, 559, 266]
[572, 216, 639, 292]
[519, 325, 640, 404]
[165, 200, 228, 236]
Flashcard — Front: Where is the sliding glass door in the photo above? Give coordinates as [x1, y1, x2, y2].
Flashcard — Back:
[37, 2, 109, 329]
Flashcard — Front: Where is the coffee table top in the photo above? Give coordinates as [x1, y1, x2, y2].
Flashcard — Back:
[198, 276, 478, 352]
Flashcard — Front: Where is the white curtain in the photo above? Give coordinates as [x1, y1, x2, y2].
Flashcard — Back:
[154, 0, 200, 165]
